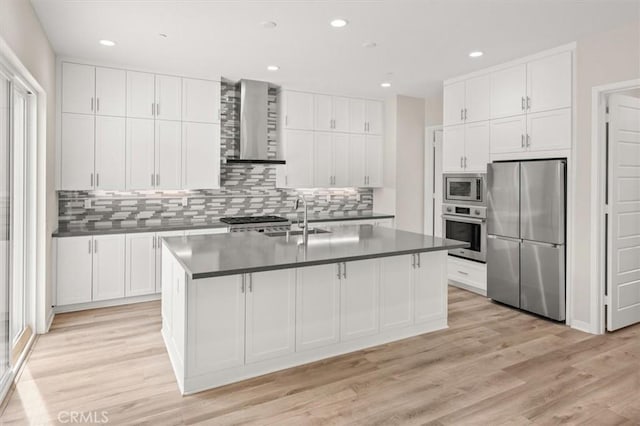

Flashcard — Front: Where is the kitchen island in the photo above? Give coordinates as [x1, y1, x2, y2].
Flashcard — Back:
[161, 225, 467, 395]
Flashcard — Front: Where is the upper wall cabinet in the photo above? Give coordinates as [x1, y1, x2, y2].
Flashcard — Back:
[282, 91, 314, 130]
[182, 78, 221, 124]
[62, 62, 126, 116]
[443, 75, 491, 126]
[156, 75, 182, 121]
[348, 99, 383, 135]
[127, 71, 156, 119]
[314, 95, 350, 132]
[490, 51, 572, 119]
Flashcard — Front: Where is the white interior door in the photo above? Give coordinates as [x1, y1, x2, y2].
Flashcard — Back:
[607, 94, 640, 331]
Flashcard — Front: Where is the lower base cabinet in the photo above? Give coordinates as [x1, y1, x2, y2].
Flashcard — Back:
[340, 259, 380, 341]
[125, 233, 156, 297]
[92, 235, 126, 301]
[380, 255, 414, 330]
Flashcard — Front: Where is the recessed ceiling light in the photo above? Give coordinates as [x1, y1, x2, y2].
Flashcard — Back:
[99, 39, 116, 47]
[362, 41, 377, 48]
[267, 65, 280, 71]
[159, 33, 168, 38]
[380, 82, 392, 88]
[469, 51, 484, 58]
[261, 21, 277, 29]
[330, 18, 348, 28]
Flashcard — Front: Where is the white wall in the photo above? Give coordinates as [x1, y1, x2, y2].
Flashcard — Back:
[573, 20, 640, 328]
[0, 0, 57, 332]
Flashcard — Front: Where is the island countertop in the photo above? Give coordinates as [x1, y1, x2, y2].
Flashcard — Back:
[162, 224, 468, 279]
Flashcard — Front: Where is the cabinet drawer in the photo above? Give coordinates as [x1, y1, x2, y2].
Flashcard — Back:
[447, 256, 487, 291]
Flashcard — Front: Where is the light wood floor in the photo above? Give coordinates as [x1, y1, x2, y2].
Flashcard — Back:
[1, 287, 639, 425]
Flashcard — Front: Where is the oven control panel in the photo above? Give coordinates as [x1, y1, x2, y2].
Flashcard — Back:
[443, 204, 486, 219]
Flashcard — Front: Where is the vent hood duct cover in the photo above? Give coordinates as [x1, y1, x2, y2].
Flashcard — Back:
[227, 79, 285, 165]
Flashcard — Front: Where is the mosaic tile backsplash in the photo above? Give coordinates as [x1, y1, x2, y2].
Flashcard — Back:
[57, 80, 373, 230]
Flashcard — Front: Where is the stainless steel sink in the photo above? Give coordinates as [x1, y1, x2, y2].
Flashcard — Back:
[264, 228, 331, 237]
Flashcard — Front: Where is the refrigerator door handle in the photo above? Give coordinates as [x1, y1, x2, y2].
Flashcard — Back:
[488, 234, 521, 243]
[522, 239, 560, 249]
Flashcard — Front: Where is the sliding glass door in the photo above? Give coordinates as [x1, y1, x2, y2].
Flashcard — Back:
[0, 70, 10, 383]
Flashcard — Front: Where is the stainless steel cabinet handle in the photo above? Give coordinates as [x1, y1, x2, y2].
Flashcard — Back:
[285, 175, 288, 186]
[521, 134, 525, 148]
[285, 115, 288, 126]
[91, 98, 94, 112]
[460, 109, 464, 121]
[521, 96, 525, 111]
[460, 157, 464, 168]
[156, 103, 160, 116]
[458, 270, 469, 275]
[343, 263, 347, 279]
[337, 263, 341, 279]
[464, 157, 467, 169]
[249, 274, 253, 292]
[411, 254, 416, 268]
[94, 239, 98, 253]
[464, 108, 468, 120]
[152, 103, 155, 116]
[156, 174, 160, 186]
[152, 236, 155, 249]
[96, 173, 100, 188]
[364, 122, 367, 132]
[90, 173, 94, 187]
[526, 96, 531, 110]
[88, 240, 92, 254]
[417, 253, 421, 268]
[526, 134, 530, 147]
[151, 174, 155, 186]
[96, 98, 100, 112]
[241, 275, 245, 293]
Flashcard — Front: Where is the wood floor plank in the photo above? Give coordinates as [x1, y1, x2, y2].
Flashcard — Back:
[1, 287, 639, 425]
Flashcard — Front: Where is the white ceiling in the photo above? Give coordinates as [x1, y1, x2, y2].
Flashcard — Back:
[30, 0, 640, 99]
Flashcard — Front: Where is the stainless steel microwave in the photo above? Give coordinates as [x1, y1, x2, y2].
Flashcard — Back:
[443, 174, 486, 205]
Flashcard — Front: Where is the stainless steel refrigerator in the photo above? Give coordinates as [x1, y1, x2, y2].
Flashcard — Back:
[487, 160, 566, 321]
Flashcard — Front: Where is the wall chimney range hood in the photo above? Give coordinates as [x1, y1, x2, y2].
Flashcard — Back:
[226, 79, 285, 165]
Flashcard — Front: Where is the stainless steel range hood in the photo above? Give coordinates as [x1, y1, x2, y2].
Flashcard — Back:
[226, 79, 285, 165]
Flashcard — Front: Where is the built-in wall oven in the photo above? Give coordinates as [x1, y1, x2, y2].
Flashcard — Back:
[444, 174, 485, 205]
[442, 204, 487, 262]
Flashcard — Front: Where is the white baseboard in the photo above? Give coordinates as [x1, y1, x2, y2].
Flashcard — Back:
[571, 319, 600, 335]
[54, 293, 161, 314]
[45, 309, 55, 333]
[448, 281, 487, 296]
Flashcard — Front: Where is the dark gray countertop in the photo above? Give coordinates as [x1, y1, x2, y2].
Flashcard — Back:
[52, 212, 395, 237]
[162, 224, 468, 279]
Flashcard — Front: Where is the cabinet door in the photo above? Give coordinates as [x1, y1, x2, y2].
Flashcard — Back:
[155, 120, 182, 189]
[415, 252, 447, 323]
[283, 91, 314, 130]
[527, 51, 572, 113]
[92, 235, 126, 301]
[95, 67, 126, 117]
[182, 122, 220, 189]
[56, 236, 92, 306]
[296, 264, 341, 351]
[125, 233, 156, 297]
[443, 81, 466, 126]
[490, 64, 527, 119]
[526, 108, 572, 152]
[172, 263, 186, 361]
[245, 269, 296, 363]
[464, 121, 490, 172]
[126, 71, 155, 119]
[156, 231, 185, 292]
[465, 75, 491, 123]
[348, 134, 366, 187]
[365, 135, 383, 187]
[126, 118, 155, 189]
[340, 259, 379, 341]
[62, 62, 95, 115]
[365, 100, 384, 135]
[349, 98, 367, 133]
[60, 113, 95, 190]
[182, 78, 220, 124]
[314, 132, 333, 187]
[442, 124, 465, 173]
[155, 75, 182, 121]
[333, 96, 350, 132]
[333, 133, 350, 187]
[314, 94, 333, 131]
[95, 116, 125, 190]
[187, 275, 245, 375]
[380, 255, 414, 330]
[490, 115, 527, 155]
[282, 130, 314, 188]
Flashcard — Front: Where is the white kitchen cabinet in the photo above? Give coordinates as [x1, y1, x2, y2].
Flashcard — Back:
[126, 118, 155, 189]
[442, 124, 466, 173]
[333, 133, 350, 187]
[464, 121, 490, 172]
[95, 116, 126, 190]
[448, 255, 487, 296]
[348, 134, 366, 187]
[182, 78, 220, 124]
[173, 260, 186, 362]
[340, 259, 380, 341]
[296, 264, 341, 351]
[56, 236, 93, 306]
[490, 115, 527, 154]
[155, 75, 182, 121]
[314, 95, 350, 132]
[280, 129, 314, 188]
[91, 235, 126, 301]
[526, 108, 571, 152]
[60, 113, 95, 190]
[349, 98, 366, 133]
[183, 228, 228, 236]
[490, 64, 527, 119]
[380, 255, 414, 331]
[186, 274, 245, 375]
[443, 81, 466, 126]
[415, 252, 447, 323]
[125, 233, 156, 297]
[156, 231, 185, 292]
[365, 135, 383, 187]
[181, 122, 220, 189]
[62, 62, 95, 115]
[465, 75, 491, 123]
[365, 100, 383, 135]
[245, 269, 296, 363]
[95, 67, 126, 117]
[282, 90, 314, 130]
[127, 71, 156, 119]
[155, 120, 182, 189]
[313, 132, 350, 187]
[526, 51, 572, 114]
[333, 97, 350, 132]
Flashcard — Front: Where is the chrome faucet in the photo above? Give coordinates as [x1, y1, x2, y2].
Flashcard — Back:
[294, 195, 309, 242]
